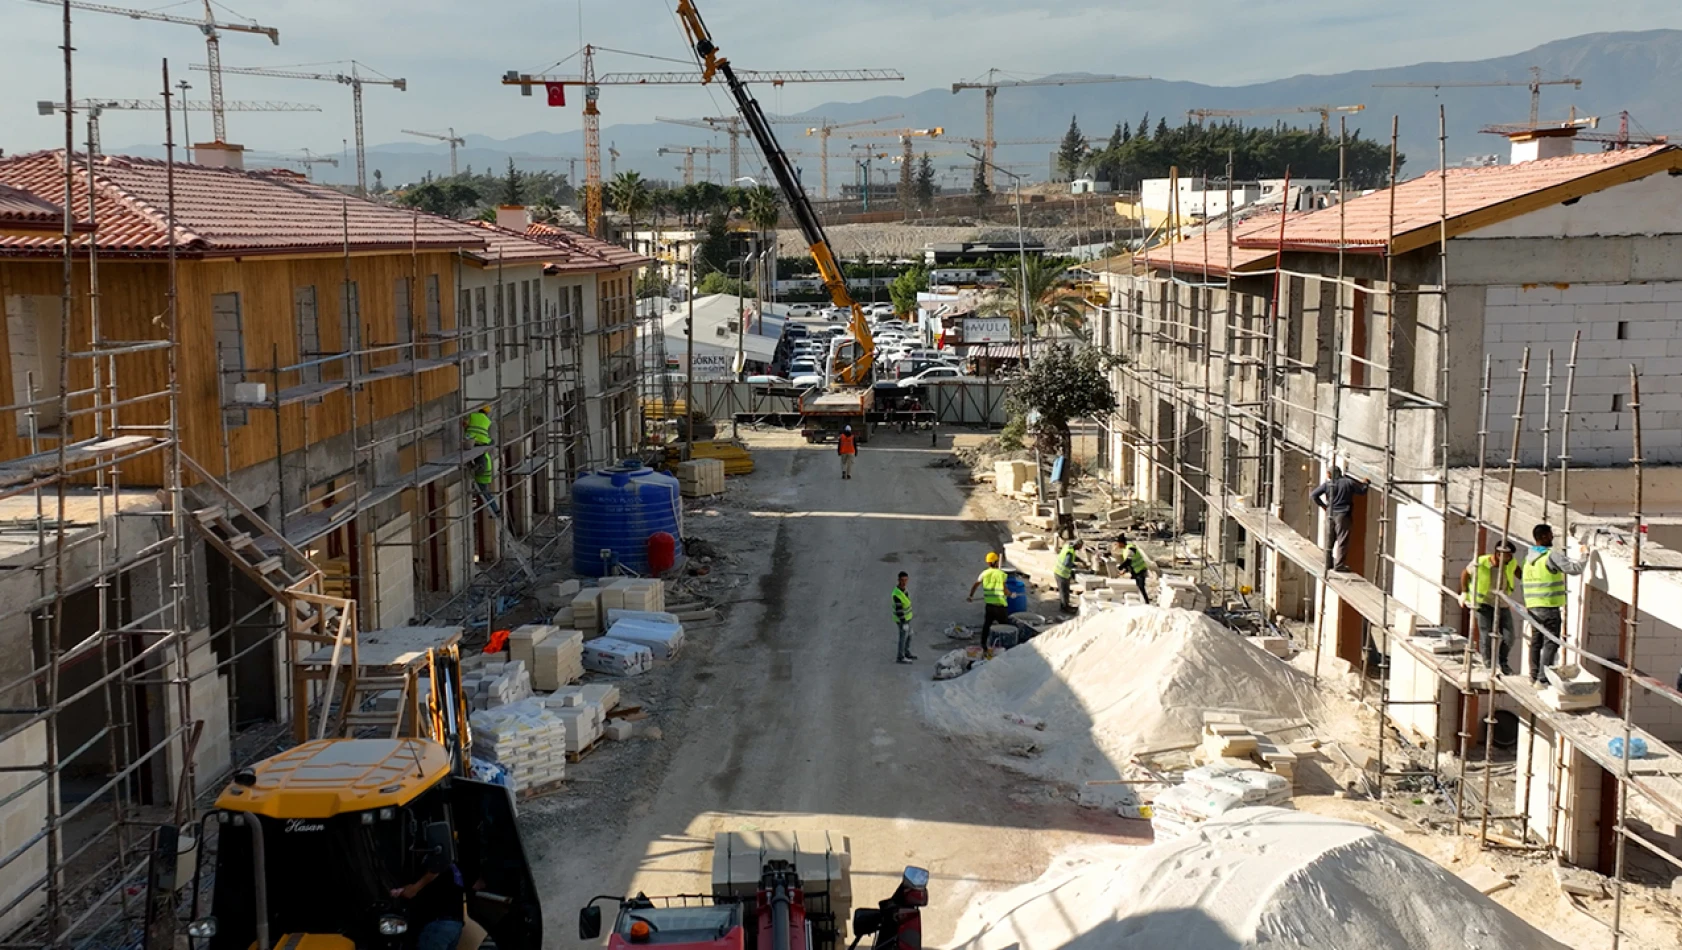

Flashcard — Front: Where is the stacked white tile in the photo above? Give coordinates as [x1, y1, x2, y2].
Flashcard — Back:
[582, 637, 654, 676]
[599, 580, 628, 612]
[606, 618, 684, 659]
[484, 660, 533, 708]
[677, 458, 726, 497]
[532, 630, 586, 691]
[571, 588, 603, 636]
[510, 624, 557, 669]
[994, 461, 1025, 495]
[619, 579, 665, 611]
[552, 699, 605, 754]
[543, 683, 621, 712]
[469, 700, 568, 793]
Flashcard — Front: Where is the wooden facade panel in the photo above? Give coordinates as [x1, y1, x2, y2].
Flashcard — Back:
[0, 251, 461, 486]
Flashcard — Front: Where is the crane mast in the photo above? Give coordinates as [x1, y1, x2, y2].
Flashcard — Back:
[674, 0, 874, 385]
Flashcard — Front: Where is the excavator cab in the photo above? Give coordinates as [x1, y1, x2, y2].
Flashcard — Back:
[184, 738, 542, 950]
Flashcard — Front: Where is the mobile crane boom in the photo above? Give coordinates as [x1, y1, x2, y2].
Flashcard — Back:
[674, 0, 874, 386]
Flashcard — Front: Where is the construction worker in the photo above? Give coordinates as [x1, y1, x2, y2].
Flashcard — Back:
[1053, 538, 1084, 613]
[892, 571, 917, 664]
[838, 425, 858, 479]
[1518, 523, 1586, 685]
[1459, 539, 1519, 675]
[1116, 534, 1151, 603]
[966, 552, 1011, 648]
[465, 405, 499, 515]
[1310, 465, 1370, 573]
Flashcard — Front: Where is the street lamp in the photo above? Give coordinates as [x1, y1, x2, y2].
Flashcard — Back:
[176, 80, 193, 161]
[968, 153, 1033, 363]
[734, 176, 770, 332]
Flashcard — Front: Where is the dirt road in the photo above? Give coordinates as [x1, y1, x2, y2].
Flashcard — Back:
[521, 429, 1137, 946]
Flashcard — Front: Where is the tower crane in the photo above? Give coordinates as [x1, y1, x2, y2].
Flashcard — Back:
[833, 126, 945, 176]
[1187, 103, 1365, 134]
[658, 144, 725, 185]
[772, 114, 901, 200]
[401, 128, 466, 176]
[659, 116, 753, 181]
[36, 97, 319, 155]
[23, 0, 279, 144]
[951, 69, 1148, 189]
[609, 142, 621, 177]
[1373, 66, 1581, 128]
[510, 155, 584, 183]
[201, 61, 406, 196]
[502, 46, 902, 236]
[250, 149, 339, 179]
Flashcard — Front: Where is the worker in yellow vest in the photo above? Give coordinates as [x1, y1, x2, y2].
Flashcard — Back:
[1517, 523, 1585, 684]
[465, 405, 499, 514]
[1115, 534, 1151, 603]
[967, 551, 1011, 648]
[1458, 539, 1518, 674]
[1053, 538, 1084, 613]
[892, 571, 917, 664]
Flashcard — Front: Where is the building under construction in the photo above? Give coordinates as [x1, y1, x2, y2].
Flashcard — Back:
[1097, 124, 1682, 946]
[0, 138, 647, 945]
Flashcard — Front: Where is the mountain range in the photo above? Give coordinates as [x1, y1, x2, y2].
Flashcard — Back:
[118, 29, 1682, 190]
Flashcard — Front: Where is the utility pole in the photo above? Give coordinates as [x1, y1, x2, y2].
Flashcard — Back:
[176, 80, 192, 161]
[685, 241, 695, 460]
[970, 152, 1031, 362]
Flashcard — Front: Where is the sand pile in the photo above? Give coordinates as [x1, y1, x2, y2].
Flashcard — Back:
[950, 807, 1569, 950]
[922, 606, 1317, 782]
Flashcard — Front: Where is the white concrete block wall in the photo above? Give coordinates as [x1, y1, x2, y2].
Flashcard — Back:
[1483, 282, 1682, 465]
[0, 722, 50, 937]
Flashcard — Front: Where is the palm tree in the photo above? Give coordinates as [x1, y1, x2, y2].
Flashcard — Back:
[743, 185, 781, 311]
[607, 170, 652, 251]
[989, 256, 1089, 338]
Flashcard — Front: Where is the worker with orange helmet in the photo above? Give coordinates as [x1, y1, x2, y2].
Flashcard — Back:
[967, 551, 1011, 645]
[838, 424, 858, 479]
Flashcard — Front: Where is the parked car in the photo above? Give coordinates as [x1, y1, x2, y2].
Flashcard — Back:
[745, 374, 791, 386]
[869, 303, 896, 317]
[785, 324, 810, 341]
[791, 373, 824, 388]
[789, 358, 819, 376]
[898, 365, 966, 387]
[785, 304, 815, 318]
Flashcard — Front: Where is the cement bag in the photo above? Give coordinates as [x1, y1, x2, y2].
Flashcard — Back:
[606, 618, 685, 659]
[582, 636, 654, 676]
[606, 609, 681, 627]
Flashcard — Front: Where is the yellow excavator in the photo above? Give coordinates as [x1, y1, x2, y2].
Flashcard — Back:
[675, 0, 880, 442]
[173, 645, 543, 950]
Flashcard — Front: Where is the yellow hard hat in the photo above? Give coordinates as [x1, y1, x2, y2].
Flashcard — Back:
[986, 552, 1000, 565]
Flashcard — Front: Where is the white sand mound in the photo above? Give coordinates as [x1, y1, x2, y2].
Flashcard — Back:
[950, 807, 1568, 950]
[922, 606, 1317, 782]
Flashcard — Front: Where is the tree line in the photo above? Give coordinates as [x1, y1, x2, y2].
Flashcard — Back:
[1058, 115, 1402, 190]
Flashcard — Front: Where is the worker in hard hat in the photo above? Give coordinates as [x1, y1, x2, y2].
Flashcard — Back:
[465, 405, 500, 515]
[967, 551, 1011, 647]
[1053, 537, 1084, 613]
[1459, 539, 1519, 674]
[838, 424, 858, 479]
[1114, 534, 1151, 603]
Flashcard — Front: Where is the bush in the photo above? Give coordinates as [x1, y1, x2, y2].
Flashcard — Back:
[999, 414, 1026, 451]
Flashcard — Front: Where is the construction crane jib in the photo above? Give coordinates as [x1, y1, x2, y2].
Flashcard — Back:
[403, 128, 466, 176]
[26, 0, 279, 144]
[674, 0, 875, 386]
[951, 69, 1148, 189]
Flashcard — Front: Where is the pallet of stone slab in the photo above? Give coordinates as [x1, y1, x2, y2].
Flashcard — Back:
[671, 440, 755, 475]
[676, 458, 727, 497]
[570, 588, 604, 635]
[509, 624, 558, 669]
[531, 629, 586, 691]
[608, 608, 681, 626]
[605, 618, 684, 659]
[542, 682, 622, 712]
[516, 774, 569, 801]
[581, 636, 654, 676]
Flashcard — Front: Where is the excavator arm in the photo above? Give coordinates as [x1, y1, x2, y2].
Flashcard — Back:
[676, 0, 875, 386]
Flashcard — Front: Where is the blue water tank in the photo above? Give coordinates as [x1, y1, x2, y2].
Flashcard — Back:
[571, 463, 684, 576]
[1005, 575, 1029, 614]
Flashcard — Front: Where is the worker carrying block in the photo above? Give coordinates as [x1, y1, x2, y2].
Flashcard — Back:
[967, 552, 1011, 649]
[465, 404, 500, 516]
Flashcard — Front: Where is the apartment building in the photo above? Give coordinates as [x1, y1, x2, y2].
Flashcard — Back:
[0, 151, 645, 942]
[1097, 138, 1682, 878]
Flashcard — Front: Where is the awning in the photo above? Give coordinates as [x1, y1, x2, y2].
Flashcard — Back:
[965, 342, 1026, 359]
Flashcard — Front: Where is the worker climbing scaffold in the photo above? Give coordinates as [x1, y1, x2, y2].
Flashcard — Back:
[465, 403, 500, 516]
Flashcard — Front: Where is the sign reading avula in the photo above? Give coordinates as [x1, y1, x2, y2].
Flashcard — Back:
[963, 317, 1014, 343]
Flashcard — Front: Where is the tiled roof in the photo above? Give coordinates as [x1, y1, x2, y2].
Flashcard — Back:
[0, 183, 77, 233]
[1137, 213, 1298, 276]
[0, 151, 486, 258]
[525, 221, 650, 271]
[457, 220, 582, 265]
[1234, 145, 1682, 254]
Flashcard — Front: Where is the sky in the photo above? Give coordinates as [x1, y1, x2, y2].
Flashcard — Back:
[4, 0, 1682, 157]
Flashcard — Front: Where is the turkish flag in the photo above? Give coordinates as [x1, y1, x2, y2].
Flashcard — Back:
[545, 83, 566, 107]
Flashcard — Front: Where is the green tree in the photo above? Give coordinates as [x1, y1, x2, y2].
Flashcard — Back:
[607, 170, 652, 250]
[1058, 115, 1087, 180]
[695, 211, 733, 277]
[897, 148, 915, 212]
[971, 161, 992, 206]
[1006, 344, 1118, 460]
[696, 271, 755, 297]
[1155, 116, 1170, 139]
[887, 264, 928, 316]
[1136, 112, 1150, 141]
[914, 153, 937, 211]
[989, 256, 1089, 338]
[1096, 123, 1125, 184]
[1121, 120, 1132, 144]
[502, 158, 523, 204]
[372, 169, 386, 195]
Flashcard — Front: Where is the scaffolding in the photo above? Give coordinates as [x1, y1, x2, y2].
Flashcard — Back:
[0, 52, 193, 948]
[1098, 110, 1682, 947]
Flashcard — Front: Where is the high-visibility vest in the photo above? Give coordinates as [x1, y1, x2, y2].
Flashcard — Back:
[465, 410, 492, 445]
[475, 450, 496, 486]
[1523, 548, 1566, 608]
[892, 586, 913, 622]
[1054, 545, 1078, 579]
[838, 433, 857, 455]
[980, 567, 1008, 606]
[1124, 543, 1148, 574]
[1467, 554, 1518, 607]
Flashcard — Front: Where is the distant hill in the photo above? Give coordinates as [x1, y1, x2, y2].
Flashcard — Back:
[116, 30, 1682, 190]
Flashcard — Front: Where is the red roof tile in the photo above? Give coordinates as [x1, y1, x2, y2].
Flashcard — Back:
[524, 221, 650, 271]
[1138, 213, 1299, 277]
[0, 151, 486, 258]
[0, 183, 76, 232]
[1234, 145, 1682, 254]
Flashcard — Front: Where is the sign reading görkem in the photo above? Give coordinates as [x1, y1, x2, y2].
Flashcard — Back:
[962, 317, 1014, 344]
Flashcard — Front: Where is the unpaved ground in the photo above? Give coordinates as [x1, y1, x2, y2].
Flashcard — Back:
[520, 428, 1142, 947]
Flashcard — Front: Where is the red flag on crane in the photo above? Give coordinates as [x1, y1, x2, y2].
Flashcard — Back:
[545, 83, 567, 107]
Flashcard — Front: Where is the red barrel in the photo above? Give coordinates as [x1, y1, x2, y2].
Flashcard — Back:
[647, 531, 677, 574]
